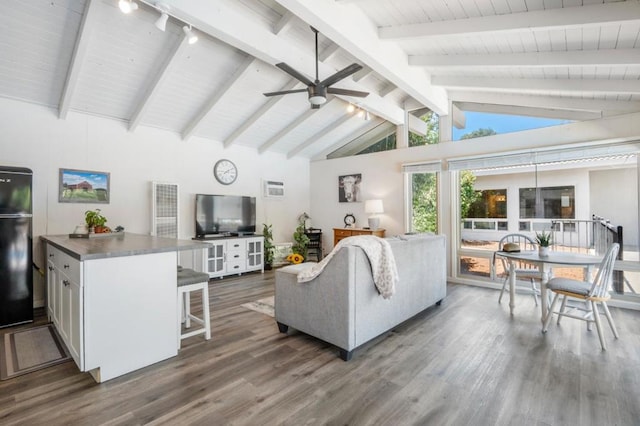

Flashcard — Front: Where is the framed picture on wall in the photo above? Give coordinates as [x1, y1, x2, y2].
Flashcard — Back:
[338, 173, 362, 203]
[59, 168, 110, 203]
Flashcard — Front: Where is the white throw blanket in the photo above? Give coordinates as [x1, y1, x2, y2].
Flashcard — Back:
[297, 235, 399, 299]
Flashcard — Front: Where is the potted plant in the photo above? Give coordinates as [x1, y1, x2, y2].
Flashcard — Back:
[85, 208, 108, 233]
[262, 223, 274, 270]
[292, 217, 310, 261]
[535, 230, 552, 257]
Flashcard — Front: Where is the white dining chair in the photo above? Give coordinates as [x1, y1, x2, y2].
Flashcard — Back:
[542, 243, 620, 350]
[494, 233, 541, 306]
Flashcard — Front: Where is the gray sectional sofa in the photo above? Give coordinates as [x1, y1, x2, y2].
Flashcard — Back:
[275, 234, 447, 360]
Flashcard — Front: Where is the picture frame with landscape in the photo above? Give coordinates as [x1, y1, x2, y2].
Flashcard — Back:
[59, 168, 110, 204]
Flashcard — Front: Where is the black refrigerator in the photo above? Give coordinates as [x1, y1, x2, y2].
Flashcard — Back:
[0, 166, 33, 328]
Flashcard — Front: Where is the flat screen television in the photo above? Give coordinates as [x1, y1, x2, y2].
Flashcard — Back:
[195, 194, 256, 237]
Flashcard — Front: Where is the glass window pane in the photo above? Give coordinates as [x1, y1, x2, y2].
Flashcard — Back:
[409, 172, 438, 233]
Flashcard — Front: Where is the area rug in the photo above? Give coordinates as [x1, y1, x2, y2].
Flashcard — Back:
[0, 324, 71, 380]
[241, 296, 275, 318]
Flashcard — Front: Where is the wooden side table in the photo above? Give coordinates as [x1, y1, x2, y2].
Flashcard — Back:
[333, 227, 386, 246]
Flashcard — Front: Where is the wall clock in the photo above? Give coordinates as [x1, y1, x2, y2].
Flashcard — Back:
[214, 159, 237, 185]
[344, 213, 356, 228]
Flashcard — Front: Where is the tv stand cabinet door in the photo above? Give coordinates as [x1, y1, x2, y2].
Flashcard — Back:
[202, 241, 226, 278]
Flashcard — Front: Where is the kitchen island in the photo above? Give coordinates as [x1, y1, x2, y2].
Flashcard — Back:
[41, 233, 208, 383]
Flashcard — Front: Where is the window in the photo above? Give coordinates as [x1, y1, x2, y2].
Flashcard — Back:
[452, 110, 572, 141]
[468, 189, 507, 218]
[404, 161, 441, 234]
[450, 145, 639, 299]
[520, 186, 575, 219]
[409, 111, 439, 147]
[409, 172, 438, 233]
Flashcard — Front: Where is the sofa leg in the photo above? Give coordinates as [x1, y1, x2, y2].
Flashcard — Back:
[436, 299, 443, 306]
[277, 322, 289, 333]
[339, 349, 353, 361]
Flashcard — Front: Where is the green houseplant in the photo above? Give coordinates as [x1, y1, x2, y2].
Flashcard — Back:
[292, 217, 310, 260]
[85, 208, 108, 233]
[262, 223, 274, 270]
[535, 230, 552, 257]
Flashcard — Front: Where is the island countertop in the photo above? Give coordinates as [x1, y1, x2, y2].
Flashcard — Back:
[41, 232, 208, 261]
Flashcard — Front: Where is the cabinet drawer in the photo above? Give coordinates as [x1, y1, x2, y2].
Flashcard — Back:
[351, 230, 371, 236]
[50, 247, 81, 284]
[226, 259, 245, 272]
[334, 229, 352, 237]
[226, 240, 246, 253]
[226, 250, 244, 262]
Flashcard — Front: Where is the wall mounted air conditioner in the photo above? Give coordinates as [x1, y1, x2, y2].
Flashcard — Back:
[263, 179, 285, 198]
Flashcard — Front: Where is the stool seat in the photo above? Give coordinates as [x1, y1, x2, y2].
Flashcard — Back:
[178, 268, 210, 286]
[177, 267, 211, 348]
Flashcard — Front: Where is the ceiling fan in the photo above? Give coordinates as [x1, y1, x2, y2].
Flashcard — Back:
[263, 27, 369, 109]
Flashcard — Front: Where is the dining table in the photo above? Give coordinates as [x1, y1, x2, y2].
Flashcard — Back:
[495, 250, 604, 323]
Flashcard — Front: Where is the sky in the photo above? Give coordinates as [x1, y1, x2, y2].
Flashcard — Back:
[452, 111, 572, 141]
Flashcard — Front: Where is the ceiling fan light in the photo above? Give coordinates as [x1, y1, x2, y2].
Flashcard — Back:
[118, 0, 138, 13]
[365, 111, 370, 121]
[346, 103, 355, 113]
[155, 12, 169, 31]
[183, 25, 198, 44]
[309, 95, 326, 106]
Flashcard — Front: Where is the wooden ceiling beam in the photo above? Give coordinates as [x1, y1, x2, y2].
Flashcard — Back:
[58, 0, 100, 119]
[433, 76, 640, 95]
[410, 48, 640, 68]
[380, 1, 640, 41]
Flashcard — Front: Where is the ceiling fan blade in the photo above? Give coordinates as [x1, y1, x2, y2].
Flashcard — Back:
[263, 89, 308, 97]
[320, 63, 363, 87]
[327, 87, 369, 98]
[275, 63, 314, 86]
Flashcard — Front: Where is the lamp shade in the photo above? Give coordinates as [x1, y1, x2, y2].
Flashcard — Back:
[365, 199, 384, 214]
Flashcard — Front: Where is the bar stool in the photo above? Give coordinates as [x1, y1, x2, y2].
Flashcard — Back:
[177, 266, 211, 349]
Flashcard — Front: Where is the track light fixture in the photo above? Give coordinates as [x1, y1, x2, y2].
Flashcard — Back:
[183, 25, 198, 44]
[346, 103, 371, 121]
[118, 0, 138, 13]
[155, 12, 169, 31]
[154, 2, 170, 31]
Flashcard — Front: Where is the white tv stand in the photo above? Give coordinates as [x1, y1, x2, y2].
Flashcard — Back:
[194, 235, 264, 278]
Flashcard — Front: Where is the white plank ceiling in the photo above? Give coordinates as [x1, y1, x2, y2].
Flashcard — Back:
[1, 0, 640, 158]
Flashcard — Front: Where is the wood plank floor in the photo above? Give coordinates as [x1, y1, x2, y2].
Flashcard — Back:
[1, 271, 639, 425]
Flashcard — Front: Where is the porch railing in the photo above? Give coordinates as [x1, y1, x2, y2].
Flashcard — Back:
[549, 216, 629, 294]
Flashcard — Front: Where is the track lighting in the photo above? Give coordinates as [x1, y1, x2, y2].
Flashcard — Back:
[183, 25, 198, 44]
[155, 12, 169, 31]
[154, 2, 170, 31]
[346, 103, 371, 121]
[118, 0, 138, 13]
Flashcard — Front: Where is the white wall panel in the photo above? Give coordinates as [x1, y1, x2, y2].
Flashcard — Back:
[0, 97, 310, 306]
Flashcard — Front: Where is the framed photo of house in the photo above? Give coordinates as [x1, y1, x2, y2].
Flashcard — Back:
[338, 173, 362, 203]
[59, 168, 110, 204]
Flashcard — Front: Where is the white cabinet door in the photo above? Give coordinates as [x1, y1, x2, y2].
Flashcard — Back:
[59, 272, 72, 345]
[67, 277, 83, 369]
[205, 241, 226, 277]
[246, 237, 264, 271]
[46, 259, 58, 325]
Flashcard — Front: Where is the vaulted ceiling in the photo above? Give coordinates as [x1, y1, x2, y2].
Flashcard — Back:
[2, 0, 640, 159]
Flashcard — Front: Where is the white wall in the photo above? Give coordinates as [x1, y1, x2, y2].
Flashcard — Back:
[590, 167, 639, 250]
[0, 98, 310, 307]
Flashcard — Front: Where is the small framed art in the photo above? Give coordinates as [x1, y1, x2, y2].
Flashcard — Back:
[59, 168, 110, 204]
